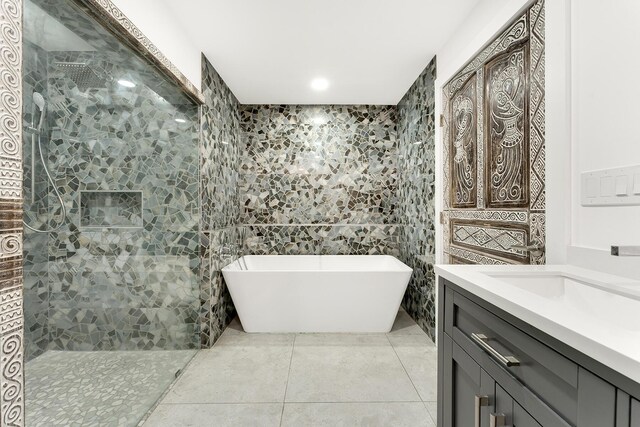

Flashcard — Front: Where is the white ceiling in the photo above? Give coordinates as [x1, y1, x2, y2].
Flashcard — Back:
[161, 0, 479, 105]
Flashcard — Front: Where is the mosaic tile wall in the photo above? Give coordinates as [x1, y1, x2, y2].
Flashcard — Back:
[239, 105, 400, 256]
[397, 57, 437, 340]
[44, 49, 200, 352]
[22, 0, 202, 357]
[199, 56, 242, 347]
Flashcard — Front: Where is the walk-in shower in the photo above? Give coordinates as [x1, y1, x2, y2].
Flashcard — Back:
[22, 0, 200, 425]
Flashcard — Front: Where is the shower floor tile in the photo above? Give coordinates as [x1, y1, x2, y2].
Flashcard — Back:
[144, 309, 438, 426]
[26, 350, 196, 427]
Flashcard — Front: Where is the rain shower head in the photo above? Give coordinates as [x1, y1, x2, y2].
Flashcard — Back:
[53, 61, 108, 91]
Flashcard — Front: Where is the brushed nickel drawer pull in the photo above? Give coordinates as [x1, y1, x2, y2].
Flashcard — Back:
[471, 333, 520, 367]
[474, 395, 489, 427]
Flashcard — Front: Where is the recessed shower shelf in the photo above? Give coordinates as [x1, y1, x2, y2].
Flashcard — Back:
[80, 190, 143, 229]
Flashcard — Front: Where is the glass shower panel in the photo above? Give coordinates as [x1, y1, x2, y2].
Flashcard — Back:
[23, 0, 199, 423]
[23, 0, 200, 357]
[23, 0, 200, 358]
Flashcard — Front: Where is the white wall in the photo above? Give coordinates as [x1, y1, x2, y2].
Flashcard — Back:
[111, 0, 201, 90]
[568, 0, 640, 278]
[435, 0, 572, 265]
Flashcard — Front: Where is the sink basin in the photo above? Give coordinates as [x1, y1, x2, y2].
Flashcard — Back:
[483, 273, 587, 298]
[485, 271, 640, 331]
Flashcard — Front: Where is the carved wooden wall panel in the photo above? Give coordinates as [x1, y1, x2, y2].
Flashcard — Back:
[450, 220, 529, 262]
[485, 43, 529, 208]
[450, 75, 477, 208]
[442, 0, 545, 266]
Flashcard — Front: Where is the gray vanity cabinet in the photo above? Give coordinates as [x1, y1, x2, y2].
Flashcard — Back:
[438, 278, 640, 427]
[632, 399, 640, 427]
[441, 331, 544, 427]
[616, 393, 640, 427]
[442, 333, 495, 427]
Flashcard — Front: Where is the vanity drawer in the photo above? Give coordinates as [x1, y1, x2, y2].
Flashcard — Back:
[445, 288, 579, 426]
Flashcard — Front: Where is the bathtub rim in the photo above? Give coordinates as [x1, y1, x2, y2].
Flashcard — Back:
[221, 254, 413, 273]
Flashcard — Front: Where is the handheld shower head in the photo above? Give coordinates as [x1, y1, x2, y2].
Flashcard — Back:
[32, 92, 46, 131]
[33, 92, 45, 111]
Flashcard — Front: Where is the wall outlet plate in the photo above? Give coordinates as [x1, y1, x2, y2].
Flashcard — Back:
[581, 165, 640, 206]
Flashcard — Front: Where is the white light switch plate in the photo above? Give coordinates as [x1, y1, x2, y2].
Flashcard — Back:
[581, 165, 640, 206]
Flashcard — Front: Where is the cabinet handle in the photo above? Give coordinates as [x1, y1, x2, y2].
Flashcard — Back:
[490, 413, 506, 427]
[474, 395, 489, 427]
[471, 333, 520, 367]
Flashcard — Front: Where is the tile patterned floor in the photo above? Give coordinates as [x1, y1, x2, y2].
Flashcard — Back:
[26, 350, 197, 426]
[144, 310, 438, 427]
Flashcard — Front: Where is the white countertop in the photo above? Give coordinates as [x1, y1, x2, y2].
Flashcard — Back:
[435, 264, 640, 385]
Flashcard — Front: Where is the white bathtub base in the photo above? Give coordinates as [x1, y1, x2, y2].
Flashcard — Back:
[222, 255, 413, 333]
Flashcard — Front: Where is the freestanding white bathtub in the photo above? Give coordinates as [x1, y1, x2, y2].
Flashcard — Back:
[221, 255, 412, 333]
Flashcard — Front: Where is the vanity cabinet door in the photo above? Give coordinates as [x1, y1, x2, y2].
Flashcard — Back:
[577, 368, 616, 427]
[495, 384, 514, 426]
[495, 384, 543, 427]
[514, 402, 543, 427]
[631, 398, 640, 427]
[442, 333, 495, 427]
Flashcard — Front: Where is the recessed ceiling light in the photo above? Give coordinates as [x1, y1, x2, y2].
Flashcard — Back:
[175, 118, 186, 123]
[117, 79, 135, 88]
[310, 78, 329, 91]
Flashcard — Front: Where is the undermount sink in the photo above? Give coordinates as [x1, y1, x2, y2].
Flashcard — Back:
[483, 273, 586, 298]
[487, 273, 589, 298]
[484, 271, 640, 331]
[484, 271, 640, 299]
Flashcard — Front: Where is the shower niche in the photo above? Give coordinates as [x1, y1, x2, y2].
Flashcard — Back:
[80, 190, 143, 228]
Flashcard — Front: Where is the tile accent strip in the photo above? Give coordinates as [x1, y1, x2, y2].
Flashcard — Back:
[68, 0, 205, 105]
[0, 0, 25, 423]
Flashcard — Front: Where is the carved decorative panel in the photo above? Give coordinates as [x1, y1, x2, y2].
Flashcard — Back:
[450, 75, 477, 208]
[448, 246, 511, 266]
[448, 209, 528, 224]
[529, 0, 546, 212]
[451, 220, 528, 262]
[442, 0, 545, 266]
[451, 256, 472, 265]
[0, 0, 25, 424]
[485, 44, 529, 208]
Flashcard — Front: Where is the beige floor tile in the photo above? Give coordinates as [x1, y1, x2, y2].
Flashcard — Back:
[294, 333, 390, 347]
[144, 403, 283, 427]
[387, 310, 428, 336]
[162, 341, 293, 403]
[285, 345, 420, 402]
[393, 344, 438, 401]
[281, 402, 434, 427]
[425, 401, 438, 424]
